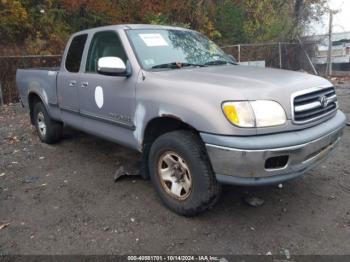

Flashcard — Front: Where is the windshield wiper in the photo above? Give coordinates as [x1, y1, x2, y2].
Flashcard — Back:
[151, 62, 206, 69]
[204, 60, 237, 66]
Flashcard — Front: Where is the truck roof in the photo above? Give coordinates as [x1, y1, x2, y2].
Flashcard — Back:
[72, 24, 191, 36]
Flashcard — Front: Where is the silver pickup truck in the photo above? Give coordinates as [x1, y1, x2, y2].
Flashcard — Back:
[16, 24, 346, 215]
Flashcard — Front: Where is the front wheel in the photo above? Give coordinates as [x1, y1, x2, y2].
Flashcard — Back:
[148, 130, 221, 216]
[33, 102, 63, 144]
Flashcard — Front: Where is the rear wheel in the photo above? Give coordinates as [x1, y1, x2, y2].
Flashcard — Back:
[148, 130, 221, 216]
[33, 102, 63, 144]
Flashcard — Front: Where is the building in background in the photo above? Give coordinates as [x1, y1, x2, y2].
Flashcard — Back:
[309, 31, 350, 74]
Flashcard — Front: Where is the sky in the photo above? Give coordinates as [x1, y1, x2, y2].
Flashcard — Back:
[309, 0, 350, 35]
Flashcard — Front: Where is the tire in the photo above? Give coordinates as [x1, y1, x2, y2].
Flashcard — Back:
[148, 130, 221, 216]
[33, 102, 63, 144]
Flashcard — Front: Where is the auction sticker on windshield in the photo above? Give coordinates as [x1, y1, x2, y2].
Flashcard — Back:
[139, 33, 168, 47]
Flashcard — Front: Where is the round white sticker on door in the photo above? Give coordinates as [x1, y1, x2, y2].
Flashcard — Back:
[95, 86, 104, 109]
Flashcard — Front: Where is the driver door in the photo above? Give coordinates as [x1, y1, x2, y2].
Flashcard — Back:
[78, 30, 136, 146]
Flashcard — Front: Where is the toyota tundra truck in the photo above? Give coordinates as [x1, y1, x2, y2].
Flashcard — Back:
[16, 24, 346, 216]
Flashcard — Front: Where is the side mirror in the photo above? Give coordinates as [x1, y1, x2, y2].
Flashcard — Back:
[97, 57, 130, 76]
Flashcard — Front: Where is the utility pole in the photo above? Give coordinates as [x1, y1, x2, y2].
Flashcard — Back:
[326, 11, 333, 76]
[294, 0, 304, 23]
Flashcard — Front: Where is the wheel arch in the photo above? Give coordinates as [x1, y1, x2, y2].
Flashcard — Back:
[140, 115, 201, 179]
[142, 116, 199, 150]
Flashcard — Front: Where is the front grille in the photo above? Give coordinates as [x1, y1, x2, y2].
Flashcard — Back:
[293, 87, 338, 124]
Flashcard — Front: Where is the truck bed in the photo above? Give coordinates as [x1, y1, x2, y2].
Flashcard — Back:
[16, 68, 59, 108]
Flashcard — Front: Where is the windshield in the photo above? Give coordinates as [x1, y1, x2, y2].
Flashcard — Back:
[127, 29, 235, 70]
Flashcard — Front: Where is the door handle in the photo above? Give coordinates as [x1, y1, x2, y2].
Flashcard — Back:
[81, 81, 89, 88]
[69, 80, 77, 87]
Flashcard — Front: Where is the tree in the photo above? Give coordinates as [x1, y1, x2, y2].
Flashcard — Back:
[0, 0, 29, 43]
[215, 0, 246, 44]
[0, 0, 329, 54]
[242, 0, 295, 42]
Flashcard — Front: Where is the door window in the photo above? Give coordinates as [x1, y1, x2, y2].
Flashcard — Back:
[86, 31, 128, 73]
[65, 34, 88, 73]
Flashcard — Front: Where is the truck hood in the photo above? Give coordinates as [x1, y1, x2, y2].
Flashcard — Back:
[146, 65, 332, 120]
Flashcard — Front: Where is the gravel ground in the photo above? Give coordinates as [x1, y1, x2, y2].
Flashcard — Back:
[0, 85, 349, 255]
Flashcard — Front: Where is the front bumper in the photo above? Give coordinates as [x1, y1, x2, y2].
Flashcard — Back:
[201, 111, 346, 186]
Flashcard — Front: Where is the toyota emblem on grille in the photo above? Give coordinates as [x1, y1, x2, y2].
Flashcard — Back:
[320, 95, 329, 108]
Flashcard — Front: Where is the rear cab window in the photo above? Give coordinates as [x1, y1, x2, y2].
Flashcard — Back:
[65, 34, 88, 73]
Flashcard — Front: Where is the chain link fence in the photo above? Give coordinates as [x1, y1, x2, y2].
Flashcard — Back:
[0, 42, 317, 105]
[0, 55, 61, 105]
[221, 41, 317, 73]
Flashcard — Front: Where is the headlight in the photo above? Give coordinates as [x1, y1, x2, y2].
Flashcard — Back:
[222, 100, 286, 127]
